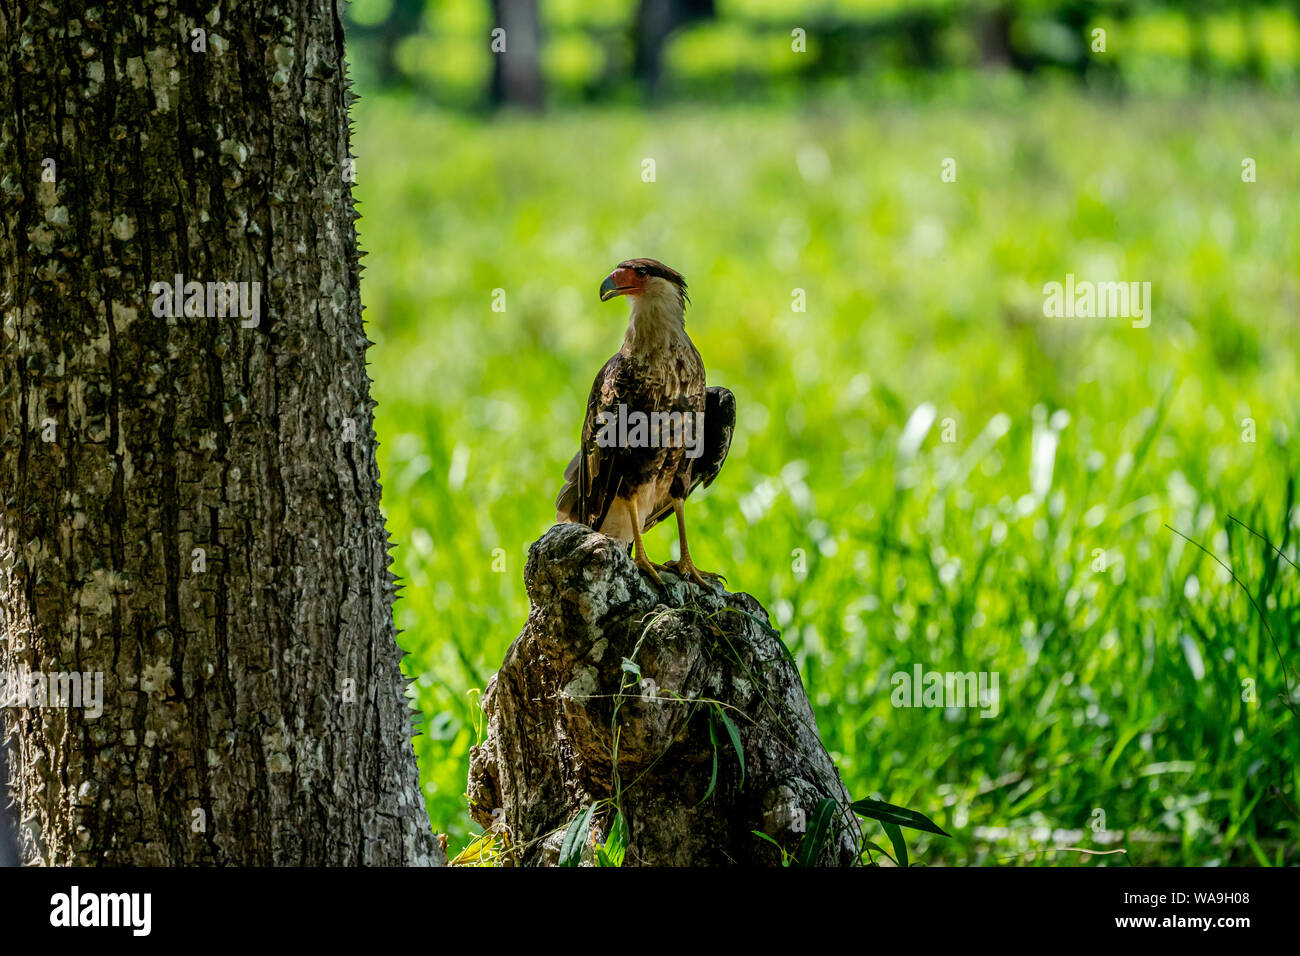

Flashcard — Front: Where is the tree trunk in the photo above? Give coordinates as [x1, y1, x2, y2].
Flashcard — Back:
[377, 0, 426, 87]
[489, 0, 544, 109]
[975, 4, 1014, 70]
[0, 0, 440, 865]
[633, 0, 716, 98]
[468, 524, 861, 866]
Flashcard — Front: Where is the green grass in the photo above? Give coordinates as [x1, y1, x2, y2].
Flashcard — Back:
[352, 88, 1299, 865]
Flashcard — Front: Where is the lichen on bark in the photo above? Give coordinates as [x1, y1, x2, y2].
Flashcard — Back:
[468, 523, 861, 866]
[0, 0, 439, 865]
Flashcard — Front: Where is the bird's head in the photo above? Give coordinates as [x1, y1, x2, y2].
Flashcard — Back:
[599, 258, 689, 312]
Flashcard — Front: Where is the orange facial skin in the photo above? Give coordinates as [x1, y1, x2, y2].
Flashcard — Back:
[599, 265, 648, 301]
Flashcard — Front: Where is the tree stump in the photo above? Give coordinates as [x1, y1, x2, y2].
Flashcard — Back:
[467, 523, 861, 866]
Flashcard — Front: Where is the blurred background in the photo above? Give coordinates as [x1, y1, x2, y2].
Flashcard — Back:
[345, 0, 1300, 865]
[344, 0, 1300, 105]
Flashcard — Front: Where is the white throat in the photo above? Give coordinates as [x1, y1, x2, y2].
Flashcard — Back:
[622, 277, 688, 355]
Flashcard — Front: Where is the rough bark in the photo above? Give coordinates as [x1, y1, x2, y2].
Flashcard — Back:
[0, 734, 17, 866]
[468, 523, 861, 866]
[0, 0, 440, 865]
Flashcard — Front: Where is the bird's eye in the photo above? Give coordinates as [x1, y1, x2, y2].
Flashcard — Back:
[635, 267, 646, 276]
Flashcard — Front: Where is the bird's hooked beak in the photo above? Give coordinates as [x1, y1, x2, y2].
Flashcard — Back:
[599, 267, 638, 302]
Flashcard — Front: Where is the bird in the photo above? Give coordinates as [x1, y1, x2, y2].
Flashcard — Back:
[556, 258, 735, 588]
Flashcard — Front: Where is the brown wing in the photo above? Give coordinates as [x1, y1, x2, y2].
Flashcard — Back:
[556, 353, 627, 530]
[641, 385, 736, 531]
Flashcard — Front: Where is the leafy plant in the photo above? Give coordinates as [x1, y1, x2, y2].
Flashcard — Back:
[558, 804, 598, 867]
[851, 798, 950, 867]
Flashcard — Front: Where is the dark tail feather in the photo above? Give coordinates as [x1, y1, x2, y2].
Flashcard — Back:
[700, 386, 736, 489]
[555, 452, 581, 522]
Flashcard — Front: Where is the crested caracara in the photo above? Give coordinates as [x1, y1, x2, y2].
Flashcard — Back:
[556, 258, 735, 587]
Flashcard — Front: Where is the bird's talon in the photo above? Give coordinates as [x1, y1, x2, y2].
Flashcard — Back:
[661, 559, 722, 589]
[635, 556, 664, 587]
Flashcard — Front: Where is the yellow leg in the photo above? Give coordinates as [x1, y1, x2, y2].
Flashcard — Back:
[662, 501, 720, 588]
[627, 497, 663, 586]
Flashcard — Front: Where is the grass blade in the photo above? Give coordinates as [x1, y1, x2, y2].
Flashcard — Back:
[716, 707, 746, 788]
[559, 803, 597, 867]
[881, 820, 909, 867]
[850, 798, 950, 837]
[798, 797, 839, 867]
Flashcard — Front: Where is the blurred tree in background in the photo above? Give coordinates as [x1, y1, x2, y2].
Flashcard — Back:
[634, 0, 718, 95]
[346, 0, 427, 84]
[489, 0, 545, 107]
[343, 0, 1300, 108]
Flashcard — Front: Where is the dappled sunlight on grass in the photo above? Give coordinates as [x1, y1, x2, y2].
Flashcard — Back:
[355, 91, 1299, 863]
